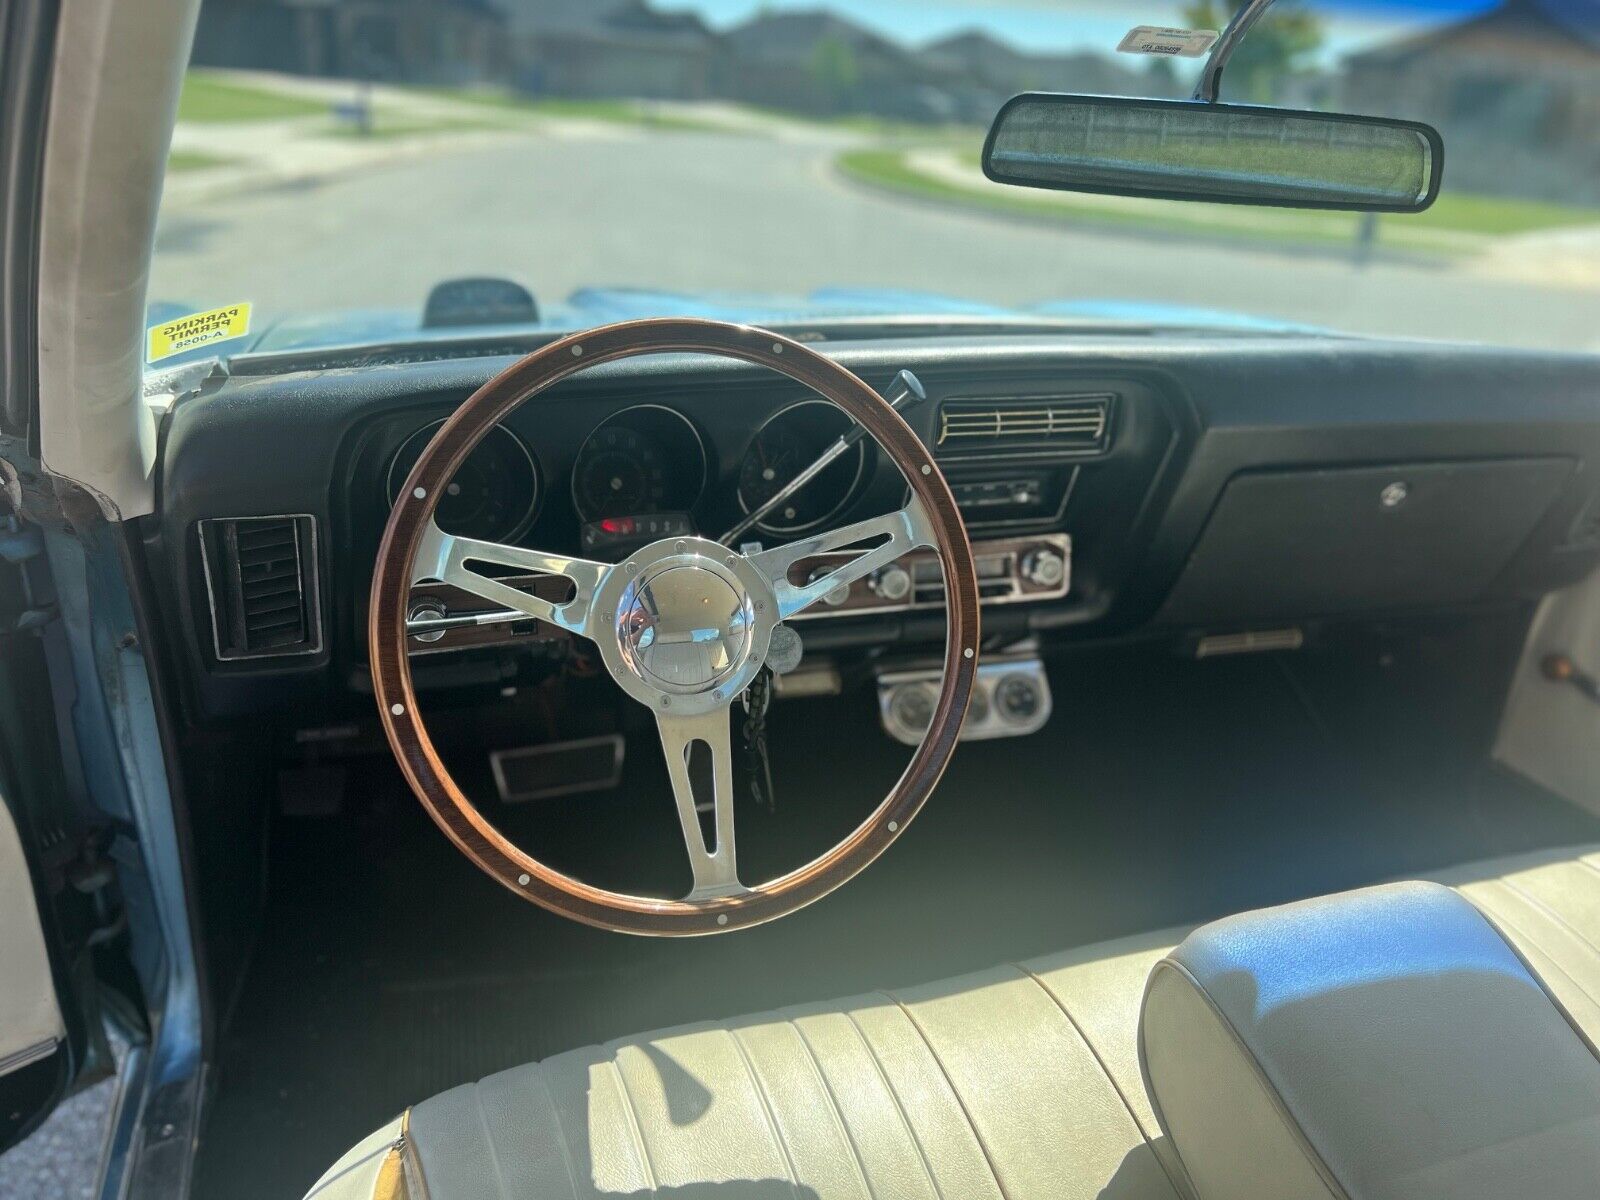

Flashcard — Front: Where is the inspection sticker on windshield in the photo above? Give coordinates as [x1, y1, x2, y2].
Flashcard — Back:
[147, 303, 252, 362]
[1117, 26, 1218, 57]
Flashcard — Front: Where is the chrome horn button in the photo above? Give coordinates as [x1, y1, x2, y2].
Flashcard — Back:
[617, 564, 752, 691]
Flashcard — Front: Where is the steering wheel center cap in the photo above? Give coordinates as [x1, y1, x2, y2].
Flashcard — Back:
[617, 564, 752, 691]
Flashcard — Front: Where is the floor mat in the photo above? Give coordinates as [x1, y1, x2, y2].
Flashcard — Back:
[191, 635, 1600, 1200]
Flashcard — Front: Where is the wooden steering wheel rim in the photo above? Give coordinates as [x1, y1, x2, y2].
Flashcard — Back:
[370, 318, 979, 935]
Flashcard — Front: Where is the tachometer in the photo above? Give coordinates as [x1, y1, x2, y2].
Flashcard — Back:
[738, 400, 867, 535]
[387, 421, 539, 542]
[572, 405, 706, 523]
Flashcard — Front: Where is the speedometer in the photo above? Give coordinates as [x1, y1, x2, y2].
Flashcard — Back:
[574, 426, 666, 518]
[571, 405, 707, 523]
[738, 401, 867, 535]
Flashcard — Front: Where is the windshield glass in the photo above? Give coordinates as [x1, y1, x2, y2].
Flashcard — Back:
[150, 0, 1600, 355]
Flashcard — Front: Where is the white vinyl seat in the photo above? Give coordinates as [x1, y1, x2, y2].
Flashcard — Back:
[306, 844, 1600, 1200]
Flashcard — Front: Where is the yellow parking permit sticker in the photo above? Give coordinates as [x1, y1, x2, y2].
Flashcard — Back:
[147, 303, 252, 362]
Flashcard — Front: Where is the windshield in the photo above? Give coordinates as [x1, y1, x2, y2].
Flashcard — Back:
[150, 0, 1600, 355]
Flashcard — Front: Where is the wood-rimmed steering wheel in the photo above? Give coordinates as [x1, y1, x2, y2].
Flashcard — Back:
[370, 318, 979, 935]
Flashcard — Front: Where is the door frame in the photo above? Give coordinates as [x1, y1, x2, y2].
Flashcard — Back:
[0, 0, 207, 1194]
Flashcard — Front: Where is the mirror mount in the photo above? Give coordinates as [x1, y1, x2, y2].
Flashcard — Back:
[1192, 0, 1277, 103]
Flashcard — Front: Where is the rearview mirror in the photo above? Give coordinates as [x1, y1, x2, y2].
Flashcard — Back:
[983, 94, 1442, 213]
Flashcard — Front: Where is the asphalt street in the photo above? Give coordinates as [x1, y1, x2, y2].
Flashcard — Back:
[152, 129, 1600, 350]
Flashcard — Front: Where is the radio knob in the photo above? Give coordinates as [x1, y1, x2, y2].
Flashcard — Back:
[1021, 547, 1066, 589]
[806, 566, 851, 607]
[869, 563, 912, 602]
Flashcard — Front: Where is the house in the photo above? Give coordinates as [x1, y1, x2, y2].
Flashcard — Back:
[921, 30, 1148, 98]
[716, 9, 938, 118]
[500, 0, 717, 100]
[1341, 0, 1600, 202]
[191, 0, 509, 84]
[917, 29, 1156, 123]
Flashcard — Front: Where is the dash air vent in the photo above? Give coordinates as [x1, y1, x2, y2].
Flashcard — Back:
[936, 395, 1113, 460]
[198, 515, 322, 661]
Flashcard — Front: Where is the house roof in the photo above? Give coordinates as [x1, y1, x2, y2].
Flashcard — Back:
[722, 8, 906, 64]
[494, 0, 710, 44]
[1347, 0, 1599, 65]
[924, 29, 1027, 67]
[921, 27, 1142, 94]
[493, 0, 632, 36]
[1531, 0, 1600, 48]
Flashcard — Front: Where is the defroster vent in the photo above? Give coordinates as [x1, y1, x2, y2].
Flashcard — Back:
[937, 395, 1113, 460]
[198, 515, 322, 660]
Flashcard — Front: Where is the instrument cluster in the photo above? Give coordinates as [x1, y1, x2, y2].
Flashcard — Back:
[384, 399, 876, 553]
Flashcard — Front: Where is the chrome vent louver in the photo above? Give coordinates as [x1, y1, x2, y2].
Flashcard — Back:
[198, 515, 322, 660]
[936, 395, 1113, 459]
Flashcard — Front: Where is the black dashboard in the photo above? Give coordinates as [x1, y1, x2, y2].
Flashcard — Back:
[145, 332, 1600, 722]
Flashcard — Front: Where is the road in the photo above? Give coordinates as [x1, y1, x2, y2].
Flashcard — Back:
[151, 127, 1600, 351]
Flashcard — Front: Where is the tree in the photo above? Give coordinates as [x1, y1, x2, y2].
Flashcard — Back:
[1144, 56, 1179, 99]
[810, 35, 859, 109]
[1181, 0, 1324, 103]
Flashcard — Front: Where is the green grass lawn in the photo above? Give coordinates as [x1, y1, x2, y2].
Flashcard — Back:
[166, 149, 235, 172]
[847, 147, 1600, 255]
[838, 147, 1384, 250]
[177, 72, 329, 122]
[1416, 191, 1600, 236]
[954, 145, 1597, 239]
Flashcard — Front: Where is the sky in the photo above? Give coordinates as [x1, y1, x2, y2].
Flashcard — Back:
[682, 0, 1501, 59]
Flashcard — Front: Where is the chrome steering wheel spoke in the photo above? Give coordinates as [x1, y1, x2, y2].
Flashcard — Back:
[655, 706, 747, 901]
[749, 497, 938, 620]
[412, 518, 608, 639]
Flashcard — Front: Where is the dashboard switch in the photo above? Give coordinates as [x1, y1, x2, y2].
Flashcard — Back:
[869, 564, 913, 602]
[806, 566, 852, 607]
[1021, 547, 1067, 589]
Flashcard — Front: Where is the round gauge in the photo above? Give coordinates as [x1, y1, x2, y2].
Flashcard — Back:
[575, 425, 664, 517]
[572, 406, 706, 522]
[386, 421, 539, 542]
[995, 674, 1044, 723]
[738, 401, 867, 536]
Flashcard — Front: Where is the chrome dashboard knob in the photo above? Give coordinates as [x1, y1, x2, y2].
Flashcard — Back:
[868, 563, 912, 602]
[1021, 547, 1066, 589]
[806, 566, 852, 607]
[407, 599, 448, 643]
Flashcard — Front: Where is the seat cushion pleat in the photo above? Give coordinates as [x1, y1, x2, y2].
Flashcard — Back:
[893, 967, 1181, 1200]
[726, 1018, 875, 1200]
[1023, 930, 1188, 1190]
[603, 1027, 796, 1194]
[843, 997, 1007, 1200]
[1454, 879, 1600, 1037]
[537, 1045, 658, 1197]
